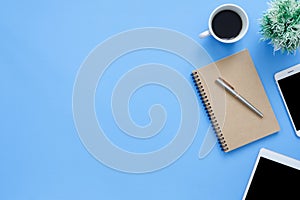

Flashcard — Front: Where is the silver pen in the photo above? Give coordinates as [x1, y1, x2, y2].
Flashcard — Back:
[216, 77, 264, 118]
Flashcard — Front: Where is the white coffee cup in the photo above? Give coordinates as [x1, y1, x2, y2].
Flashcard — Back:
[199, 4, 249, 43]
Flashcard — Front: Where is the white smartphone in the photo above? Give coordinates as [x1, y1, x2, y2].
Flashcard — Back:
[274, 63, 300, 137]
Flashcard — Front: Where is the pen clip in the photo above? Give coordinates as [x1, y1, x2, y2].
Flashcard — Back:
[218, 77, 235, 90]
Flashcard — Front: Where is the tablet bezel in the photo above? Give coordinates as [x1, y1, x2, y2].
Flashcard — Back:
[242, 148, 300, 200]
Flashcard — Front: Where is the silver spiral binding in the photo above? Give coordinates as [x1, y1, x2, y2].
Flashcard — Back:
[191, 71, 229, 152]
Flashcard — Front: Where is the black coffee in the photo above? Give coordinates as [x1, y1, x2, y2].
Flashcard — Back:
[212, 10, 242, 39]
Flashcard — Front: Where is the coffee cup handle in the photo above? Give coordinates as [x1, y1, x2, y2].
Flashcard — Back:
[199, 30, 211, 38]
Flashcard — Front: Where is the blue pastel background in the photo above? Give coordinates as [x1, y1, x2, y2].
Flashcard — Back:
[1, 0, 300, 199]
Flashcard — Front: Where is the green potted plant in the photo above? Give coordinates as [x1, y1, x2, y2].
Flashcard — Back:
[259, 0, 300, 54]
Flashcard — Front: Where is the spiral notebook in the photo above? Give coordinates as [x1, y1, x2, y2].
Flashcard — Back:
[191, 49, 280, 152]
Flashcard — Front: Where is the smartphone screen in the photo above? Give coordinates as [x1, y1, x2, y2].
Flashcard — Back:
[277, 71, 300, 131]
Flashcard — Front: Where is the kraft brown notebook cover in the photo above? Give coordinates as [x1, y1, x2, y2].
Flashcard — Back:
[192, 49, 280, 152]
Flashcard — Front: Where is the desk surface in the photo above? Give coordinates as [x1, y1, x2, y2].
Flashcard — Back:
[1, 0, 300, 199]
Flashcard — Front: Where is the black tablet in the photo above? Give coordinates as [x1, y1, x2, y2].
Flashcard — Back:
[242, 148, 300, 200]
